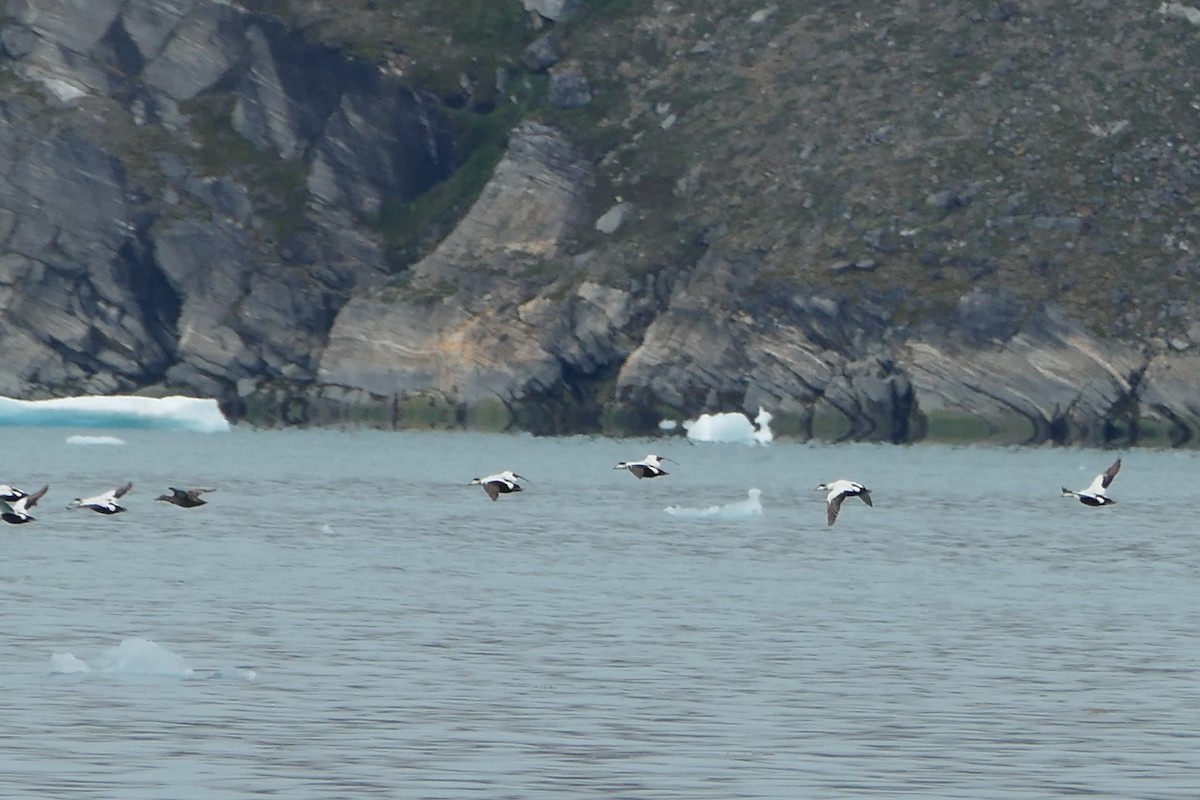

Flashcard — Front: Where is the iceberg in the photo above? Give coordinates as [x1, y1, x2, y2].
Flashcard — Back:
[51, 638, 195, 678]
[48, 653, 90, 674]
[683, 407, 773, 444]
[0, 395, 229, 432]
[665, 488, 764, 520]
[49, 637, 256, 681]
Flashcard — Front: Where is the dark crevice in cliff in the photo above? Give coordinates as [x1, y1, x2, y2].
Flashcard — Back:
[102, 16, 145, 80]
[263, 21, 461, 195]
[514, 361, 624, 435]
[887, 372, 918, 444]
[218, 391, 249, 425]
[178, 12, 460, 229]
[964, 382, 1046, 445]
[1100, 364, 1146, 446]
[118, 232, 181, 369]
[41, 328, 101, 382]
[1045, 412, 1070, 446]
[253, 16, 351, 147]
[1148, 404, 1193, 448]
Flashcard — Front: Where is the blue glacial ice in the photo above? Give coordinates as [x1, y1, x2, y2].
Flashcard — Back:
[0, 395, 229, 432]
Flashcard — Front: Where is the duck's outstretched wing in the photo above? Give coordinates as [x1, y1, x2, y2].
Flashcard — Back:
[1100, 458, 1121, 489]
[826, 492, 847, 527]
[23, 485, 48, 510]
[1083, 458, 1121, 494]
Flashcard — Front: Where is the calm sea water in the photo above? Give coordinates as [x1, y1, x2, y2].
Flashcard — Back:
[2, 428, 1198, 798]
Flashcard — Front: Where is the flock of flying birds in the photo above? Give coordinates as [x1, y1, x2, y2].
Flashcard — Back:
[470, 454, 1125, 527]
[3, 453, 1122, 528]
[0, 483, 214, 524]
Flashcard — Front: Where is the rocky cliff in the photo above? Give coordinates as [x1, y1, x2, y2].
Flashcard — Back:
[1, 0, 1199, 446]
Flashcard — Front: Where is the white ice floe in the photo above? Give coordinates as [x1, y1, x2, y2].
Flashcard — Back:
[48, 653, 91, 674]
[66, 435, 126, 446]
[683, 407, 773, 444]
[51, 638, 195, 678]
[49, 637, 256, 681]
[665, 488, 764, 520]
[0, 396, 229, 433]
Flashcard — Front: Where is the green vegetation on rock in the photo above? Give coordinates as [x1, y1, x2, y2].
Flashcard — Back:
[183, 92, 310, 236]
[239, 0, 534, 102]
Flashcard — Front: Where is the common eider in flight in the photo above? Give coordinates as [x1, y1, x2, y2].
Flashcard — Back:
[0, 484, 47, 524]
[469, 471, 527, 501]
[815, 480, 873, 527]
[614, 454, 675, 479]
[67, 481, 132, 514]
[156, 487, 215, 508]
[0, 484, 29, 503]
[1061, 457, 1120, 506]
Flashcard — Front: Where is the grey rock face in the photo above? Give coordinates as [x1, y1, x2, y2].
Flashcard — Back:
[232, 22, 304, 159]
[614, 253, 913, 441]
[152, 218, 249, 392]
[548, 63, 592, 108]
[0, 110, 171, 396]
[3, 0, 123, 100]
[2, 0, 1200, 447]
[522, 0, 584, 22]
[308, 84, 456, 214]
[138, 2, 244, 104]
[595, 202, 634, 234]
[0, 0, 443, 410]
[121, 0, 196, 62]
[319, 122, 597, 405]
[414, 121, 594, 280]
[955, 287, 1024, 346]
[905, 306, 1143, 445]
[1139, 354, 1200, 445]
[1161, 3, 1200, 26]
[522, 31, 563, 72]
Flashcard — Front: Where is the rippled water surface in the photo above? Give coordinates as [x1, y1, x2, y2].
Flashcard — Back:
[3, 429, 1199, 798]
